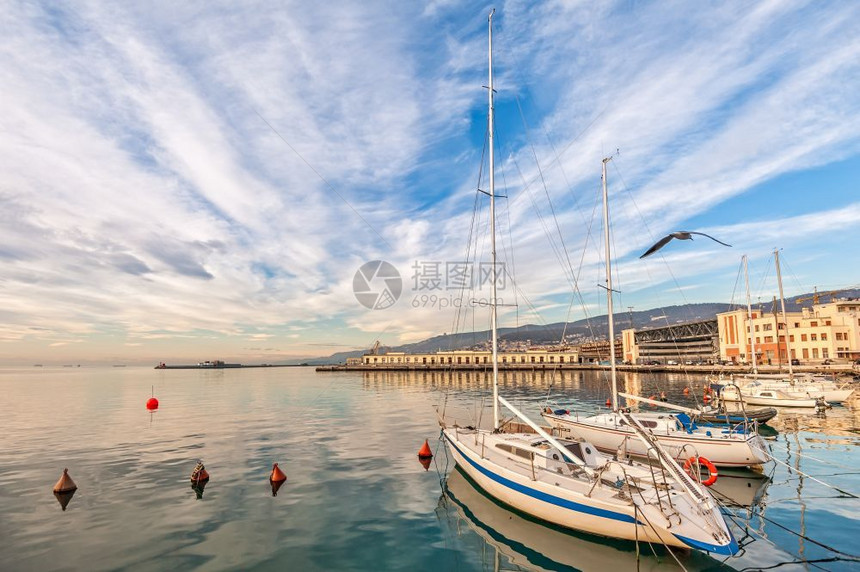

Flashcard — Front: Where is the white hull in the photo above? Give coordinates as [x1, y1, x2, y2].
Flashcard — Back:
[543, 413, 769, 467]
[442, 428, 737, 554]
[719, 387, 819, 408]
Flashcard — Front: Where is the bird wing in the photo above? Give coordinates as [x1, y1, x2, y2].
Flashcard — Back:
[639, 234, 674, 259]
[686, 231, 732, 247]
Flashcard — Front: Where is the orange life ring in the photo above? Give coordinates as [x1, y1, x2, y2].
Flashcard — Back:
[683, 456, 718, 486]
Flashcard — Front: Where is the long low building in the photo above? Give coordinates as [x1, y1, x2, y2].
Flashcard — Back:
[357, 348, 580, 368]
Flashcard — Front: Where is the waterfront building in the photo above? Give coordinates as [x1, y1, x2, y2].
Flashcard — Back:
[717, 298, 860, 364]
[359, 347, 580, 368]
[621, 320, 719, 364]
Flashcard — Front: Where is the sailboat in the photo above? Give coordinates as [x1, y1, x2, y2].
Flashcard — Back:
[542, 164, 769, 469]
[438, 11, 738, 555]
[712, 251, 853, 407]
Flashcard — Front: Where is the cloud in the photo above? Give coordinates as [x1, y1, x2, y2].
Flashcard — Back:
[0, 1, 858, 360]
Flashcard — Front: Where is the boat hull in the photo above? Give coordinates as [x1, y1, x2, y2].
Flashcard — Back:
[543, 414, 768, 467]
[442, 429, 737, 555]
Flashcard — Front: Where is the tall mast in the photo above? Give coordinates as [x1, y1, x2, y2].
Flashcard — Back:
[488, 9, 500, 430]
[774, 249, 794, 380]
[743, 254, 758, 376]
[602, 157, 618, 411]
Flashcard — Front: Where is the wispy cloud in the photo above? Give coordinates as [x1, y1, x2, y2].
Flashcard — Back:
[0, 1, 858, 361]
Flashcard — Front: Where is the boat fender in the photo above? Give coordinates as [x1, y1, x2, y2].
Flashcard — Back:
[683, 456, 718, 486]
[706, 431, 712, 437]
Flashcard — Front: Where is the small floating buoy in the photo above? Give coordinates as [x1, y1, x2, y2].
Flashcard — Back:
[146, 397, 159, 410]
[605, 398, 611, 407]
[683, 387, 690, 395]
[190, 461, 209, 484]
[270, 463, 287, 483]
[418, 439, 433, 459]
[53, 468, 77, 493]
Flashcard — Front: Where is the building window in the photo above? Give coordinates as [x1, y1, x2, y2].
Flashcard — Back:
[801, 334, 808, 342]
[755, 325, 760, 332]
[521, 357, 526, 363]
[560, 356, 565, 363]
[756, 337, 761, 344]
[821, 333, 827, 341]
[794, 322, 800, 328]
[836, 333, 843, 341]
[764, 336, 774, 343]
[810, 321, 818, 327]
[531, 356, 535, 363]
[825, 320, 831, 326]
[802, 348, 809, 359]
[789, 335, 795, 342]
[763, 323, 772, 331]
[823, 348, 829, 359]
[812, 348, 819, 359]
[811, 334, 817, 341]
[502, 357, 507, 363]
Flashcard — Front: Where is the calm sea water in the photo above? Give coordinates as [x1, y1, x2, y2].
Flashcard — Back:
[1, 366, 858, 571]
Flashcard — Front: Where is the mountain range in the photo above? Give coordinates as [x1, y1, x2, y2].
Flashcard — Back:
[299, 289, 860, 364]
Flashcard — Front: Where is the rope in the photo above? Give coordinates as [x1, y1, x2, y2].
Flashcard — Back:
[751, 441, 858, 498]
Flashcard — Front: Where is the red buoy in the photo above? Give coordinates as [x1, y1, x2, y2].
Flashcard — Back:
[418, 439, 433, 459]
[605, 398, 611, 407]
[270, 463, 287, 483]
[683, 387, 690, 395]
[146, 397, 159, 410]
[418, 456, 432, 471]
[53, 468, 77, 493]
[703, 393, 712, 401]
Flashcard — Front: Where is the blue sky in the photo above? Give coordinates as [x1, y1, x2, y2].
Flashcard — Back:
[1, 1, 858, 364]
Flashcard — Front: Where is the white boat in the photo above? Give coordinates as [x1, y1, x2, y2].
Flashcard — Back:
[542, 168, 768, 469]
[733, 375, 855, 404]
[718, 382, 824, 408]
[438, 12, 737, 556]
[442, 466, 701, 572]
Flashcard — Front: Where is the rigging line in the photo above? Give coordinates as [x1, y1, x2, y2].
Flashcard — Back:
[503, 143, 573, 287]
[451, 130, 490, 341]
[253, 110, 391, 249]
[512, 94, 581, 294]
[751, 441, 858, 498]
[611, 160, 704, 377]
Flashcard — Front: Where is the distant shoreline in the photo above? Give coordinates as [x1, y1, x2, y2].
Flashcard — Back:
[154, 363, 308, 370]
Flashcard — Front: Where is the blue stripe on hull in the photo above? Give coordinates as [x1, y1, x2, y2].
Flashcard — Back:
[444, 431, 738, 555]
[444, 432, 639, 524]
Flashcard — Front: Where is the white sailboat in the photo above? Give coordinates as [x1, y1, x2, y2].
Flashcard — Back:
[439, 12, 738, 555]
[713, 251, 853, 406]
[542, 164, 769, 469]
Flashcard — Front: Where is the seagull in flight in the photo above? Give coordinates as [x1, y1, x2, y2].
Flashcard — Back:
[639, 231, 732, 259]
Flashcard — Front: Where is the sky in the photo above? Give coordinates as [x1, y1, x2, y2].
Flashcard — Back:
[1, 0, 859, 365]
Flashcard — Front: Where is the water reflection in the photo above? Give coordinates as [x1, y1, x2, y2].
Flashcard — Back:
[708, 470, 771, 508]
[438, 467, 725, 571]
[53, 489, 76, 511]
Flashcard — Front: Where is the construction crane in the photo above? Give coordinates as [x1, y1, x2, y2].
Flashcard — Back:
[795, 287, 846, 306]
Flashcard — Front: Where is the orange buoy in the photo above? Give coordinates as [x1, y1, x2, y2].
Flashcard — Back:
[190, 461, 209, 484]
[270, 463, 287, 483]
[418, 439, 433, 459]
[53, 468, 77, 493]
[605, 398, 611, 407]
[683, 387, 690, 395]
